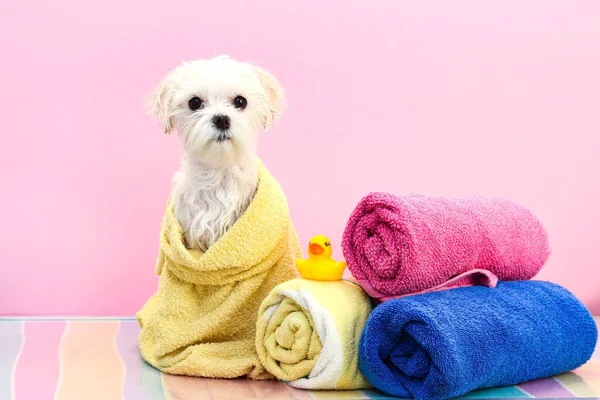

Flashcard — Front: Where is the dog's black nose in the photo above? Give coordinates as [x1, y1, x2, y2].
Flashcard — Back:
[212, 114, 231, 131]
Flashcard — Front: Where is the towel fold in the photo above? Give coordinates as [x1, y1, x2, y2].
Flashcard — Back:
[359, 281, 598, 400]
[137, 160, 300, 379]
[256, 279, 373, 390]
[342, 193, 550, 298]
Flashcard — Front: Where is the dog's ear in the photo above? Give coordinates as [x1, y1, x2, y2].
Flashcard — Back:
[252, 66, 285, 131]
[147, 77, 176, 134]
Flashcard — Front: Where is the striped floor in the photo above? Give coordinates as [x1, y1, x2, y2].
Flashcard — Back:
[1, 318, 599, 399]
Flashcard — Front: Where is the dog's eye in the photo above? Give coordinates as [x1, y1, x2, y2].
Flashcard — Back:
[188, 97, 204, 111]
[233, 96, 247, 110]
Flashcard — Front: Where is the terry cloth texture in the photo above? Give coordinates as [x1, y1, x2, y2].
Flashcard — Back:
[343, 193, 550, 298]
[137, 161, 301, 379]
[358, 281, 597, 400]
[256, 279, 373, 390]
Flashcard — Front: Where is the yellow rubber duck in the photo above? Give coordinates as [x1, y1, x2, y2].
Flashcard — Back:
[296, 235, 347, 281]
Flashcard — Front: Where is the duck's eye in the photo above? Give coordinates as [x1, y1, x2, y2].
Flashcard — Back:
[325, 242, 331, 246]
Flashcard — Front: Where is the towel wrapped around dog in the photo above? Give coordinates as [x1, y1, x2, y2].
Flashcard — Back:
[256, 279, 373, 390]
[358, 281, 598, 400]
[137, 161, 300, 379]
[342, 193, 550, 299]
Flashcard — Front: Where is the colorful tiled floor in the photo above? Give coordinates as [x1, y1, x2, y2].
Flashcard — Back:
[1, 318, 599, 400]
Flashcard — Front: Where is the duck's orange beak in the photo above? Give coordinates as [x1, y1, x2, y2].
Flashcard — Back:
[309, 243, 324, 255]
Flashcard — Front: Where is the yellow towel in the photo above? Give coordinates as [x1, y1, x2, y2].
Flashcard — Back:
[255, 279, 373, 390]
[137, 161, 300, 379]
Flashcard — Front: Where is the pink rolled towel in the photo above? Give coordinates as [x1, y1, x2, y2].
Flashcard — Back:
[342, 193, 550, 299]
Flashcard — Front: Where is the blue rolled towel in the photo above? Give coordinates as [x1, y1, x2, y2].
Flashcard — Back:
[358, 281, 597, 400]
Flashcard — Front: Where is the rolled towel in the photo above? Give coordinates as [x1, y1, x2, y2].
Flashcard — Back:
[359, 281, 598, 400]
[256, 279, 373, 390]
[342, 193, 550, 298]
[137, 160, 300, 379]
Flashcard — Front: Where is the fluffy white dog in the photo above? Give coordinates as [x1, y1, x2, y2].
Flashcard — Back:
[149, 56, 284, 251]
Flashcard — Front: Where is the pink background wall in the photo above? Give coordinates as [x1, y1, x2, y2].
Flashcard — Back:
[1, 1, 599, 316]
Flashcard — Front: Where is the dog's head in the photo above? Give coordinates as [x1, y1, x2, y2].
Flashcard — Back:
[149, 56, 284, 167]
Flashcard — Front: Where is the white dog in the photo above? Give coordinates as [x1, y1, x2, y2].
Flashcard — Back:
[149, 56, 284, 251]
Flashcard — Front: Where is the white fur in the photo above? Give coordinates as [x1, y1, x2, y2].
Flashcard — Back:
[149, 56, 285, 251]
